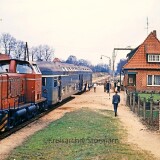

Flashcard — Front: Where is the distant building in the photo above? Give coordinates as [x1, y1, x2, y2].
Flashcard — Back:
[0, 53, 10, 60]
[53, 58, 61, 62]
[123, 30, 160, 92]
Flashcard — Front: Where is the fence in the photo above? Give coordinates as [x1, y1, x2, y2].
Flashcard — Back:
[126, 92, 160, 130]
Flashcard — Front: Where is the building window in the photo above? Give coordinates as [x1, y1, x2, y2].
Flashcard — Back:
[147, 75, 160, 86]
[154, 75, 160, 85]
[148, 54, 160, 62]
[129, 77, 133, 83]
[147, 75, 152, 85]
[128, 74, 136, 86]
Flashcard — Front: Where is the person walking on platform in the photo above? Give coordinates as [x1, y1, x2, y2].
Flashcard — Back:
[117, 80, 121, 92]
[106, 80, 111, 99]
[114, 81, 117, 92]
[93, 83, 97, 92]
[106, 80, 111, 93]
[88, 83, 91, 91]
[104, 81, 107, 92]
[112, 91, 120, 117]
[84, 82, 87, 92]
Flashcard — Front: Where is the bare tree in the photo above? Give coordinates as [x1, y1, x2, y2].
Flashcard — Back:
[0, 32, 55, 62]
[0, 33, 16, 56]
[43, 45, 54, 61]
[35, 45, 44, 61]
[30, 46, 39, 61]
[30, 45, 54, 61]
[14, 40, 25, 60]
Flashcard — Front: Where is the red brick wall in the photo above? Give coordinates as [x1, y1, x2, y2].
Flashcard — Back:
[124, 70, 160, 92]
[136, 70, 160, 91]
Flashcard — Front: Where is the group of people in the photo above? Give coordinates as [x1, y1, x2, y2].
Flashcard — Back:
[84, 82, 91, 92]
[104, 80, 121, 93]
[114, 80, 121, 92]
[87, 80, 121, 117]
[83, 82, 96, 92]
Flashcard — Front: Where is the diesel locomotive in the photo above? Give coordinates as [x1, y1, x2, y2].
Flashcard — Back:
[0, 54, 92, 132]
[0, 54, 46, 132]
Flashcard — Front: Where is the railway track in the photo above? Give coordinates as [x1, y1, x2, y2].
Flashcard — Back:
[0, 97, 74, 140]
[93, 75, 109, 85]
[0, 76, 107, 141]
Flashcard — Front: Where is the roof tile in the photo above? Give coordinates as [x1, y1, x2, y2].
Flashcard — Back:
[123, 31, 160, 69]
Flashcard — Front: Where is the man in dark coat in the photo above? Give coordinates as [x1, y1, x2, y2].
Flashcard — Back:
[106, 81, 111, 93]
[112, 91, 120, 116]
[104, 81, 107, 92]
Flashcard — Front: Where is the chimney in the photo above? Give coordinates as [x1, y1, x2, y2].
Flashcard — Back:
[153, 30, 157, 37]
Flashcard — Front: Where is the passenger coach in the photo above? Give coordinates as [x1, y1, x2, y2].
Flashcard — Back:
[37, 61, 92, 106]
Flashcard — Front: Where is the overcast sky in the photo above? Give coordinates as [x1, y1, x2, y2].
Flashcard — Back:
[0, 0, 160, 66]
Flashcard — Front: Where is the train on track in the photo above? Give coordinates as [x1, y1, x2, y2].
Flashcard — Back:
[0, 54, 92, 132]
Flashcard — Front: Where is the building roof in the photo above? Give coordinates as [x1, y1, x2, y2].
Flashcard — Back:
[123, 30, 160, 70]
[53, 58, 61, 62]
[126, 46, 139, 60]
[0, 53, 10, 60]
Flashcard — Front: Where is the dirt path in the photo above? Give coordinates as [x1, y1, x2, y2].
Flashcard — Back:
[118, 92, 160, 159]
[0, 85, 160, 159]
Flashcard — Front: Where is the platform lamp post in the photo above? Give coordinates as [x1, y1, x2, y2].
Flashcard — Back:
[100, 55, 112, 97]
[100, 55, 111, 78]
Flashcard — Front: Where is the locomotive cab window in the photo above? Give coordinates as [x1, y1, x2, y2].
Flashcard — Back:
[32, 64, 41, 74]
[0, 63, 9, 73]
[16, 63, 32, 74]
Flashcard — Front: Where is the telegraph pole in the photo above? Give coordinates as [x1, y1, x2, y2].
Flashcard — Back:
[24, 42, 29, 61]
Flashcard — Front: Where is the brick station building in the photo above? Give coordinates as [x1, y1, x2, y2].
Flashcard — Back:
[123, 30, 160, 92]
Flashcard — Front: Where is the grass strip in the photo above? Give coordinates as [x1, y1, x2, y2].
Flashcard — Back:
[8, 108, 155, 160]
